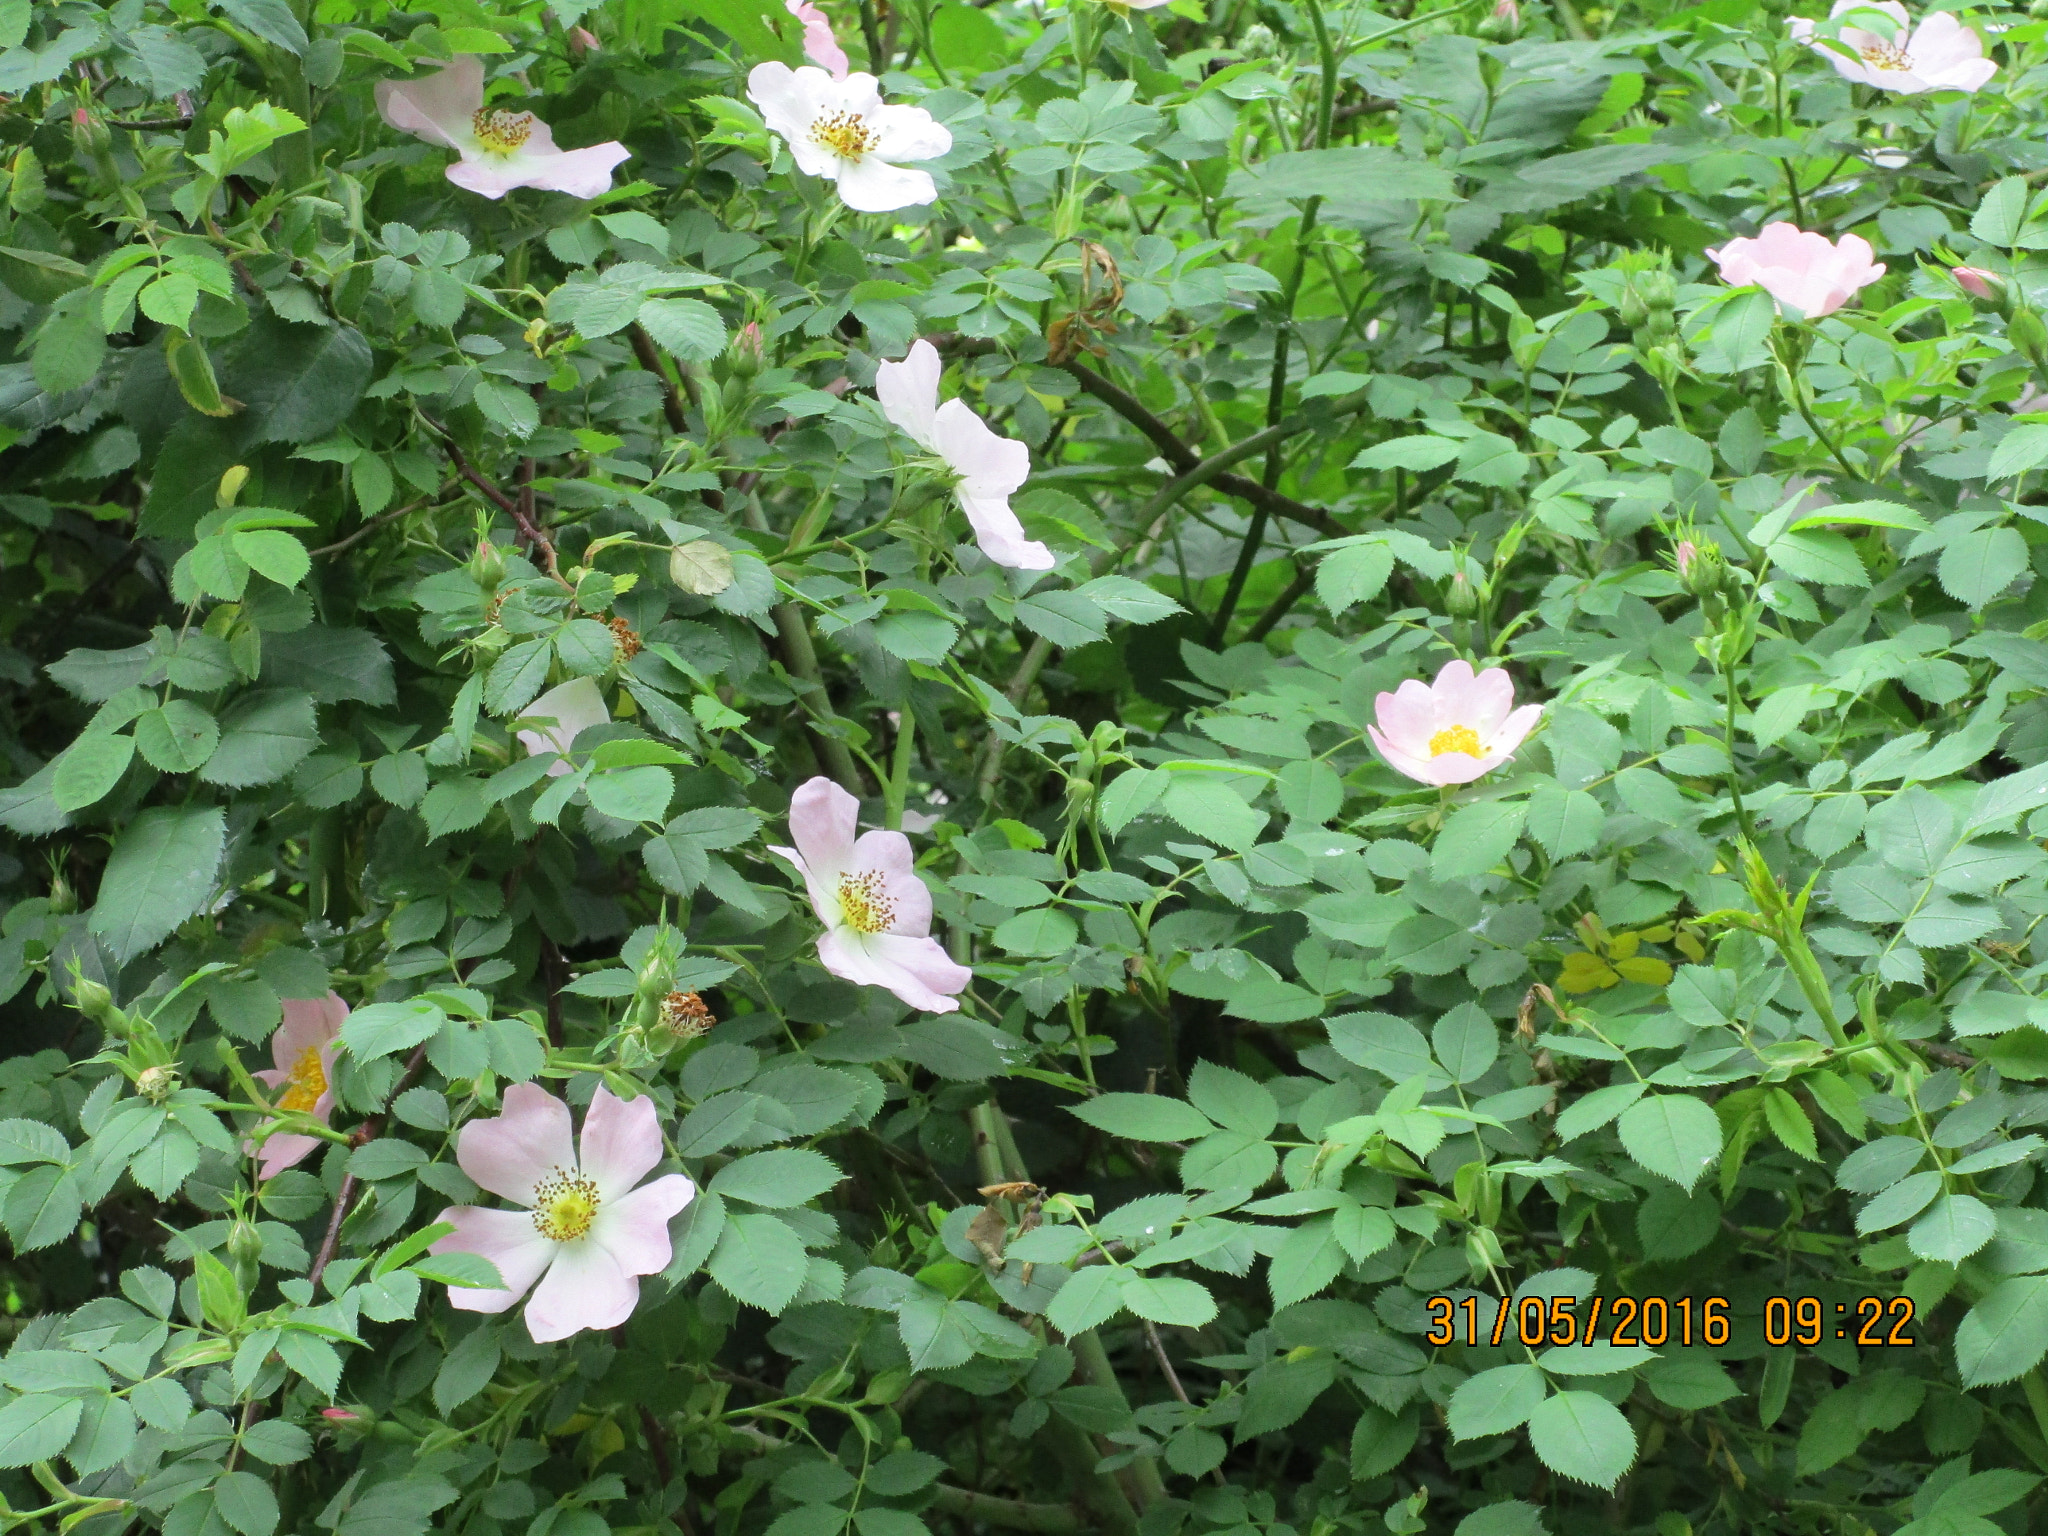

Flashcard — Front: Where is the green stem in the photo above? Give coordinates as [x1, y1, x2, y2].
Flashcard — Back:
[884, 709, 917, 831]
[1301, 0, 1338, 149]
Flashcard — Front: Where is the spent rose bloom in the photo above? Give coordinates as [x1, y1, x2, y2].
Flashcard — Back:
[248, 993, 348, 1179]
[1789, 0, 1997, 93]
[746, 63, 951, 212]
[516, 678, 610, 778]
[770, 776, 972, 1013]
[1368, 659, 1543, 787]
[376, 55, 630, 200]
[430, 1082, 695, 1343]
[875, 339, 1054, 571]
[1706, 222, 1885, 320]
[786, 0, 851, 76]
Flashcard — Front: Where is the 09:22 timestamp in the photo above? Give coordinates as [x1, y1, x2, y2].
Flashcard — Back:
[1424, 1294, 1919, 1349]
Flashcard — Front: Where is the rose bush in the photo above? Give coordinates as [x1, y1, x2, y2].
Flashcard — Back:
[8, 0, 2048, 1531]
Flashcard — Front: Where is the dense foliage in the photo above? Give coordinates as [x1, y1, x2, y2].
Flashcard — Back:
[18, 0, 2048, 1530]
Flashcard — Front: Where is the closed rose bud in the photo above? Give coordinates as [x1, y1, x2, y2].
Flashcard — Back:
[1479, 0, 1520, 40]
[137, 1065, 178, 1103]
[1446, 569, 1482, 618]
[1954, 265, 2001, 301]
[567, 25, 601, 54]
[1677, 537, 1726, 600]
[70, 106, 111, 159]
[728, 320, 765, 377]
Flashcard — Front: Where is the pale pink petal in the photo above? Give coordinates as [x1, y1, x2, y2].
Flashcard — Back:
[1372, 680, 1439, 758]
[788, 776, 860, 881]
[866, 103, 952, 164]
[1458, 666, 1517, 737]
[447, 140, 630, 200]
[962, 496, 1056, 570]
[816, 929, 969, 1012]
[848, 828, 934, 936]
[523, 1236, 639, 1341]
[254, 1131, 322, 1180]
[834, 154, 938, 212]
[747, 62, 830, 150]
[1426, 750, 1510, 786]
[431, 1205, 555, 1312]
[932, 400, 1029, 497]
[1424, 659, 1485, 726]
[787, 0, 851, 76]
[457, 1082, 576, 1206]
[576, 1084, 665, 1202]
[1486, 701, 1544, 759]
[269, 991, 346, 1074]
[768, 842, 842, 930]
[516, 677, 610, 777]
[590, 1174, 696, 1276]
[375, 55, 484, 151]
[876, 340, 943, 451]
[1368, 723, 1449, 786]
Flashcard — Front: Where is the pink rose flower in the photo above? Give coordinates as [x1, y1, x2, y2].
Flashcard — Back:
[745, 63, 952, 213]
[375, 55, 630, 201]
[786, 0, 851, 76]
[875, 340, 1053, 571]
[1675, 538, 1699, 579]
[1368, 659, 1543, 787]
[248, 993, 348, 1179]
[430, 1082, 695, 1343]
[1789, 0, 1997, 94]
[770, 776, 972, 1013]
[515, 678, 610, 778]
[1954, 265, 2001, 300]
[1706, 222, 1885, 320]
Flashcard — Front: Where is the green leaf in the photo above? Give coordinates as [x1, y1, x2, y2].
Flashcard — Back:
[134, 701, 220, 774]
[433, 1326, 502, 1414]
[991, 907, 1078, 957]
[1524, 785, 1603, 859]
[1068, 1093, 1215, 1142]
[0, 1394, 83, 1468]
[585, 764, 674, 824]
[52, 730, 135, 812]
[199, 689, 319, 787]
[1045, 1265, 1127, 1335]
[638, 296, 727, 361]
[1939, 527, 2027, 609]
[87, 805, 225, 962]
[1316, 540, 1394, 615]
[1617, 1094, 1722, 1192]
[213, 1471, 280, 1536]
[1769, 531, 1868, 588]
[1159, 775, 1266, 852]
[230, 529, 310, 590]
[1432, 800, 1527, 881]
[708, 1211, 810, 1313]
[1119, 1275, 1217, 1326]
[1526, 1390, 1636, 1490]
[1449, 1364, 1548, 1440]
[1910, 1193, 1997, 1263]
[1224, 146, 1458, 214]
[341, 1000, 446, 1061]
[709, 1148, 843, 1208]
[1352, 436, 1460, 473]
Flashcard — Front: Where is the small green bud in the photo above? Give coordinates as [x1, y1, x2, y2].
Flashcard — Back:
[1445, 569, 1482, 619]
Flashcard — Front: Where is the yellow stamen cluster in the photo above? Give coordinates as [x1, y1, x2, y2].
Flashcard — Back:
[472, 108, 537, 152]
[810, 110, 878, 161]
[837, 870, 895, 934]
[1859, 39, 1913, 69]
[531, 1169, 600, 1242]
[277, 1046, 326, 1112]
[1429, 724, 1483, 758]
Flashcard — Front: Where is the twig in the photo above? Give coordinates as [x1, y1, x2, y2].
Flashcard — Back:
[1245, 562, 1316, 641]
[311, 496, 435, 557]
[421, 415, 564, 580]
[306, 1042, 430, 1290]
[924, 1486, 1083, 1533]
[1142, 1320, 1191, 1405]
[628, 321, 692, 438]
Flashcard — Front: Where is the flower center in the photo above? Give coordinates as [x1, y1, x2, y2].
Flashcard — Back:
[837, 870, 896, 935]
[1429, 724, 1483, 757]
[1859, 39, 1913, 69]
[277, 1046, 326, 1113]
[810, 110, 878, 161]
[472, 107, 537, 152]
[531, 1169, 601, 1242]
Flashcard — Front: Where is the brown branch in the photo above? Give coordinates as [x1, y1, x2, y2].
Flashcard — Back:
[311, 495, 437, 558]
[421, 415, 564, 581]
[628, 321, 693, 438]
[306, 1043, 430, 1291]
[925, 1486, 1083, 1533]
[1142, 1320, 1192, 1404]
[1244, 561, 1316, 642]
